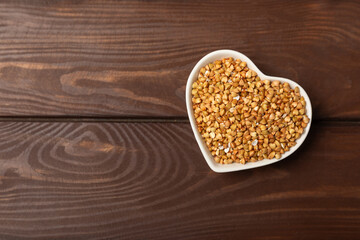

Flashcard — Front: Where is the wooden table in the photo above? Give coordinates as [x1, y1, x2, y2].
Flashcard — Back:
[0, 1, 359, 239]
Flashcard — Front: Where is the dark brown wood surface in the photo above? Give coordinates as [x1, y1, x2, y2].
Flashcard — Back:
[0, 0, 359, 119]
[0, 122, 358, 240]
[0, 1, 359, 239]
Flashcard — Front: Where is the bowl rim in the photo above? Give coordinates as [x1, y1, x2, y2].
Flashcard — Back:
[186, 49, 312, 173]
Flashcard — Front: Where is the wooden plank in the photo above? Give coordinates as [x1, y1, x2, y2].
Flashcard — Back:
[0, 1, 359, 119]
[0, 121, 358, 239]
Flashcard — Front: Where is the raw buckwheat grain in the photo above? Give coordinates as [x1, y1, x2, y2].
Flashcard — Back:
[192, 58, 309, 164]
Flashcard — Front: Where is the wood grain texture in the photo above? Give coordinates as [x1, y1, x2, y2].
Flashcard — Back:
[0, 0, 359, 119]
[0, 121, 358, 239]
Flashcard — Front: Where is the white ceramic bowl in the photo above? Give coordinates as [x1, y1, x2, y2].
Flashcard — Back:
[186, 50, 312, 173]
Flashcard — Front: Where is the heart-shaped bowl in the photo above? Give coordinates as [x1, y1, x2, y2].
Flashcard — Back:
[186, 50, 312, 173]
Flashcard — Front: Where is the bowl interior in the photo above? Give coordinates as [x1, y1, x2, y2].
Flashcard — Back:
[186, 50, 312, 173]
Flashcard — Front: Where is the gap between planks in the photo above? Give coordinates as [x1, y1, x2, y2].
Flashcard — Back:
[0, 116, 190, 123]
